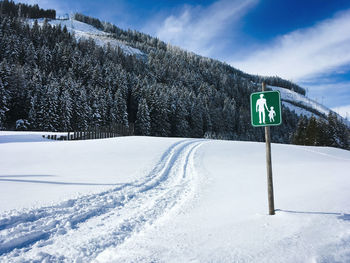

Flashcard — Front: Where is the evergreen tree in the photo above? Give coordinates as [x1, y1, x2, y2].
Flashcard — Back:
[292, 116, 308, 145]
[24, 42, 37, 66]
[72, 87, 90, 130]
[90, 89, 102, 127]
[305, 116, 318, 146]
[0, 78, 9, 129]
[189, 98, 204, 138]
[327, 112, 350, 149]
[172, 96, 189, 137]
[38, 82, 59, 131]
[149, 91, 170, 137]
[222, 98, 236, 137]
[337, 120, 350, 149]
[327, 112, 339, 148]
[28, 94, 37, 129]
[135, 98, 151, 136]
[105, 89, 114, 124]
[315, 118, 330, 146]
[111, 88, 128, 127]
[6, 66, 28, 126]
[58, 88, 72, 131]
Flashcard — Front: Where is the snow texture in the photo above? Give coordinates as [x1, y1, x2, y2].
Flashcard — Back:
[269, 85, 330, 116]
[269, 85, 350, 126]
[282, 101, 315, 118]
[30, 18, 145, 57]
[1, 132, 350, 262]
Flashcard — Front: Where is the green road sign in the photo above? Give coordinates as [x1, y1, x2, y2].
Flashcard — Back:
[250, 90, 282, 127]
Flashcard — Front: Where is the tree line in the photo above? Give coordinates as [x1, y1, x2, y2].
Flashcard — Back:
[0, 0, 55, 19]
[292, 112, 349, 150]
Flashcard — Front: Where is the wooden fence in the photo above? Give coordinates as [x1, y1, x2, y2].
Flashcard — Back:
[44, 123, 134, 141]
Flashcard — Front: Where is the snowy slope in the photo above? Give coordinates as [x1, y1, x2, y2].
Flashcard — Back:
[1, 132, 350, 262]
[30, 18, 145, 57]
[269, 85, 350, 126]
[269, 85, 330, 117]
[28, 17, 346, 124]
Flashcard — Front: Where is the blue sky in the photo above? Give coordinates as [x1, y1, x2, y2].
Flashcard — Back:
[16, 0, 350, 118]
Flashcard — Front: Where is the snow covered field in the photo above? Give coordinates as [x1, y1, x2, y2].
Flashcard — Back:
[0, 132, 349, 262]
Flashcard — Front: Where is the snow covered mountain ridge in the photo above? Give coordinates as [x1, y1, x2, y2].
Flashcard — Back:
[268, 85, 350, 126]
[32, 15, 346, 125]
[31, 16, 340, 121]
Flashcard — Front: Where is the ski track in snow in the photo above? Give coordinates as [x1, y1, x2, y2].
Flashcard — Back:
[0, 139, 204, 262]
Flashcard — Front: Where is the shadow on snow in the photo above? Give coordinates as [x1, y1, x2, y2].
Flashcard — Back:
[276, 209, 350, 221]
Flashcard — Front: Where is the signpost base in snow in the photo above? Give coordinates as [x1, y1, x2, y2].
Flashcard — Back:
[265, 125, 275, 215]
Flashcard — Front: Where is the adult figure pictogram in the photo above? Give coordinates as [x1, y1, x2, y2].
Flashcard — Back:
[256, 94, 269, 124]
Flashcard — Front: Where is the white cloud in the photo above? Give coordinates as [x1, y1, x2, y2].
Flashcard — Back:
[301, 80, 350, 109]
[230, 9, 350, 82]
[146, 0, 258, 57]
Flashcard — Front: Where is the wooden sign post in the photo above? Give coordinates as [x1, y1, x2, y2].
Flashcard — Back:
[250, 82, 282, 215]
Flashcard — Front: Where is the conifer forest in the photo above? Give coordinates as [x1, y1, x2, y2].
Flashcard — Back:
[0, 1, 349, 149]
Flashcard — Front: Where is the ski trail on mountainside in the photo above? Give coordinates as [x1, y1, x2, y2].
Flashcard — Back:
[0, 139, 204, 262]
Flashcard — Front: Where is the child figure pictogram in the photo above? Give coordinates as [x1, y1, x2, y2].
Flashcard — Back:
[268, 106, 276, 122]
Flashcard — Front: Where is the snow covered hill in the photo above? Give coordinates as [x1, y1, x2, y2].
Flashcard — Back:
[30, 17, 145, 58]
[1, 132, 349, 262]
[269, 85, 329, 117]
[41, 16, 337, 124]
[268, 85, 350, 127]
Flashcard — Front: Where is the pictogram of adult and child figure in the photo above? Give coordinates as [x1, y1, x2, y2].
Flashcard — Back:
[256, 94, 276, 124]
